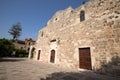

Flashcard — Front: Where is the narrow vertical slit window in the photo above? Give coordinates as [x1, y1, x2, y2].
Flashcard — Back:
[80, 11, 85, 22]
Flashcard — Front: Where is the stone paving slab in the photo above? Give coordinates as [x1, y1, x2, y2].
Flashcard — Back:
[0, 58, 119, 80]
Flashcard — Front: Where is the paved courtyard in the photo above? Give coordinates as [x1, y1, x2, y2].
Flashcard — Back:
[0, 58, 119, 80]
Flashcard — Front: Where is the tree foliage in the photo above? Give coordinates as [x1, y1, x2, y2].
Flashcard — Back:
[8, 23, 22, 40]
[0, 38, 28, 57]
[15, 48, 28, 57]
[0, 38, 15, 57]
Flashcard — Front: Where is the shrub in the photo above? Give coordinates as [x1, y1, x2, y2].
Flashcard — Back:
[0, 38, 15, 57]
[15, 49, 28, 57]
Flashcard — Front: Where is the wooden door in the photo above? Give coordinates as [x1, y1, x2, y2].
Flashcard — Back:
[79, 48, 92, 70]
[50, 50, 55, 63]
[37, 50, 41, 60]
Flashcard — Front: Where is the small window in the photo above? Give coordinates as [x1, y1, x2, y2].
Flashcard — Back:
[41, 31, 43, 37]
[55, 18, 57, 21]
[20, 47, 23, 49]
[29, 42, 30, 45]
[71, 10, 74, 13]
[82, 1, 86, 4]
[50, 39, 56, 42]
[28, 48, 30, 51]
[80, 11, 85, 22]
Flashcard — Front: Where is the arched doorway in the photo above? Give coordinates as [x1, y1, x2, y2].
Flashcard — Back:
[31, 47, 35, 59]
[50, 50, 55, 63]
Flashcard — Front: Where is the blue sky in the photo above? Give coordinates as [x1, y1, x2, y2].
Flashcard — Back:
[0, 0, 88, 40]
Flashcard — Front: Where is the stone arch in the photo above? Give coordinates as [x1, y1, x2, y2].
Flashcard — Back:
[28, 46, 35, 59]
[30, 47, 35, 58]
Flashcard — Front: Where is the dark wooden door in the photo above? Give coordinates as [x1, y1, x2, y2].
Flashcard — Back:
[37, 50, 41, 60]
[79, 48, 92, 70]
[50, 50, 55, 63]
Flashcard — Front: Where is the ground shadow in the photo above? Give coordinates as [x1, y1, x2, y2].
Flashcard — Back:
[0, 57, 25, 62]
[40, 71, 119, 80]
[40, 56, 120, 80]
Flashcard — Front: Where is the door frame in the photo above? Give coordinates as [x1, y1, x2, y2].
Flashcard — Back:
[79, 47, 92, 70]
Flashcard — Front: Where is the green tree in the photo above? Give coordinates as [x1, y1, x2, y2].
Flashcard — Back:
[8, 23, 22, 40]
[0, 38, 15, 57]
[15, 48, 28, 57]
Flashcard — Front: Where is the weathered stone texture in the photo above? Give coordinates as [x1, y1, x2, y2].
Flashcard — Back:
[35, 0, 120, 76]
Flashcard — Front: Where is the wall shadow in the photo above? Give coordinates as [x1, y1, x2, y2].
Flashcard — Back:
[96, 56, 120, 77]
[0, 57, 25, 62]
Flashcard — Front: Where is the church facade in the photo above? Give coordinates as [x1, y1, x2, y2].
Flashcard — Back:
[34, 0, 120, 76]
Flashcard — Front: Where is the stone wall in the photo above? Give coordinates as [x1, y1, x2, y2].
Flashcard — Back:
[25, 38, 36, 52]
[35, 0, 120, 76]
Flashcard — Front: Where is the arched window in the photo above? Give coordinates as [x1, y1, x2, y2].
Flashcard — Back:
[41, 31, 43, 37]
[37, 50, 41, 60]
[80, 11, 85, 22]
[50, 50, 55, 63]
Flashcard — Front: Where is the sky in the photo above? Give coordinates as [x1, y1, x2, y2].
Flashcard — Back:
[0, 0, 89, 40]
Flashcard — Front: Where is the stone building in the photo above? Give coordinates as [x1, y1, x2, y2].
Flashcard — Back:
[25, 38, 36, 59]
[25, 38, 36, 52]
[13, 40, 25, 50]
[13, 38, 35, 52]
[34, 0, 120, 76]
